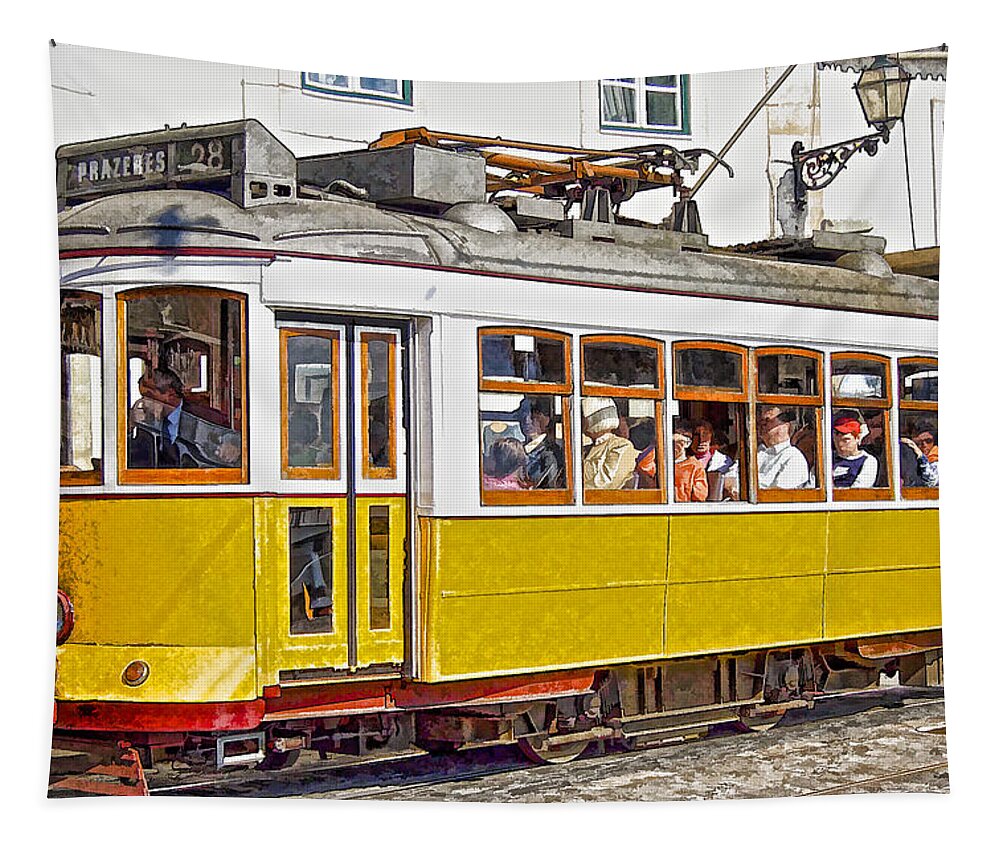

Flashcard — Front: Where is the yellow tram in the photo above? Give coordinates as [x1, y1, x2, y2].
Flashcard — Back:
[52, 120, 940, 781]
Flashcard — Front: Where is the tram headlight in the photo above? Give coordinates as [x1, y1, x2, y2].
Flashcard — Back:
[122, 660, 150, 687]
[56, 590, 74, 646]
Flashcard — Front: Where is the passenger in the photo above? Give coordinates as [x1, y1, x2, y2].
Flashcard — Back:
[756, 405, 810, 489]
[673, 419, 708, 502]
[692, 418, 739, 500]
[483, 437, 530, 490]
[899, 437, 939, 487]
[290, 536, 333, 620]
[128, 365, 241, 469]
[831, 413, 878, 488]
[901, 421, 939, 486]
[518, 396, 566, 489]
[629, 417, 658, 489]
[582, 397, 639, 490]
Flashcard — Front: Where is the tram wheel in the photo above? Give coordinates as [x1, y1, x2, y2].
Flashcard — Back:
[517, 735, 589, 765]
[256, 748, 301, 771]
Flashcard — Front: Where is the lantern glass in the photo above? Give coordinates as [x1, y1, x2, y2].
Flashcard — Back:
[855, 58, 911, 130]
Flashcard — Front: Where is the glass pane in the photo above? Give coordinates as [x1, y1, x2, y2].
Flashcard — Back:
[831, 408, 888, 489]
[757, 353, 820, 397]
[369, 506, 391, 630]
[602, 84, 636, 124]
[676, 348, 743, 391]
[289, 507, 333, 635]
[360, 77, 399, 94]
[646, 75, 677, 88]
[580, 397, 659, 492]
[583, 341, 659, 390]
[61, 292, 102, 475]
[125, 292, 243, 470]
[756, 405, 820, 491]
[309, 73, 349, 88]
[364, 336, 393, 472]
[899, 361, 938, 402]
[646, 91, 678, 127]
[480, 393, 567, 491]
[675, 403, 745, 502]
[832, 358, 887, 399]
[286, 335, 333, 469]
[900, 411, 939, 489]
[480, 332, 566, 385]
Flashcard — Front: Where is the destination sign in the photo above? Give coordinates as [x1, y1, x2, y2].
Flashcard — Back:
[63, 134, 236, 197]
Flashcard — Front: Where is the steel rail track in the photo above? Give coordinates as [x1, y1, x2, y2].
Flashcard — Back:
[800, 761, 949, 797]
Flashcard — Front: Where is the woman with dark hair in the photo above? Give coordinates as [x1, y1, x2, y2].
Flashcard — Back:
[483, 437, 530, 491]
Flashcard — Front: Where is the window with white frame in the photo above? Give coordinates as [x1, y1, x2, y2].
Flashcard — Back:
[600, 76, 689, 134]
[302, 73, 412, 105]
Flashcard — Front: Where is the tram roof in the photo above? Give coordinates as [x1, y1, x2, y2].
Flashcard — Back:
[56, 188, 938, 319]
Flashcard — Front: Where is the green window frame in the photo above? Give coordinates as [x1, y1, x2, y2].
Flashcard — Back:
[301, 73, 412, 106]
[599, 76, 690, 135]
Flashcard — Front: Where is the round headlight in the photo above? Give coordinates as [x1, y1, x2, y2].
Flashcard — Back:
[56, 590, 74, 646]
[122, 660, 150, 687]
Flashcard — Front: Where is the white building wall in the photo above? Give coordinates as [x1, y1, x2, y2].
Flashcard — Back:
[51, 43, 946, 253]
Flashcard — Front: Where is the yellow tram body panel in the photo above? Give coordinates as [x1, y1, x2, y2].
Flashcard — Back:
[56, 497, 257, 703]
[417, 509, 941, 681]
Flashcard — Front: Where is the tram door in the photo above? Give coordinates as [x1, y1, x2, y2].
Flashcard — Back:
[257, 319, 409, 685]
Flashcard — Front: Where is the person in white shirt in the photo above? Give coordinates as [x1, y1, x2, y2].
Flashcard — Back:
[756, 405, 810, 489]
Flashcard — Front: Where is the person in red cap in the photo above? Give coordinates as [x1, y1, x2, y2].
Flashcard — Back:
[831, 412, 878, 488]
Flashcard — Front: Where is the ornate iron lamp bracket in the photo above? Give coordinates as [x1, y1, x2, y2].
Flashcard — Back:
[791, 127, 890, 209]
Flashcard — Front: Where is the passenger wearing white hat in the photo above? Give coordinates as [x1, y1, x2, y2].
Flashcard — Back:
[582, 397, 639, 490]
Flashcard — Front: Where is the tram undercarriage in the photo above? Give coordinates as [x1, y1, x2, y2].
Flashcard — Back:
[50, 633, 942, 794]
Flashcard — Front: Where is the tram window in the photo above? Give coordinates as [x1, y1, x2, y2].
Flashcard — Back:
[755, 405, 822, 494]
[361, 332, 396, 479]
[671, 342, 748, 503]
[480, 329, 570, 388]
[369, 506, 391, 631]
[832, 356, 888, 400]
[119, 288, 246, 484]
[831, 407, 891, 492]
[479, 393, 571, 502]
[281, 330, 339, 479]
[581, 336, 664, 502]
[899, 360, 938, 403]
[61, 291, 102, 486]
[829, 353, 892, 501]
[675, 346, 743, 392]
[757, 353, 819, 397]
[478, 328, 573, 506]
[899, 357, 939, 498]
[288, 507, 333, 636]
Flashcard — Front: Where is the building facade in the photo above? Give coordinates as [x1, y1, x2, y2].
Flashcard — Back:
[50, 43, 946, 253]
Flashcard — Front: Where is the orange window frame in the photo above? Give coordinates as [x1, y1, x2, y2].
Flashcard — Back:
[479, 327, 574, 507]
[280, 328, 341, 480]
[478, 327, 573, 395]
[898, 356, 939, 501]
[360, 332, 398, 481]
[752, 346, 826, 504]
[829, 352, 894, 502]
[582, 335, 665, 505]
[672, 341, 748, 403]
[116, 286, 248, 486]
[60, 290, 104, 487]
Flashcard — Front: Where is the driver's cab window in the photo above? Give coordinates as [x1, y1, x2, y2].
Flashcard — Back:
[118, 287, 247, 484]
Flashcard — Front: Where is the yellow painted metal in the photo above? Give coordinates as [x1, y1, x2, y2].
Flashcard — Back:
[665, 512, 827, 655]
[354, 496, 407, 669]
[418, 509, 940, 681]
[59, 498, 255, 646]
[57, 498, 256, 702]
[254, 497, 350, 686]
[825, 509, 941, 638]
[419, 515, 670, 681]
[56, 644, 256, 702]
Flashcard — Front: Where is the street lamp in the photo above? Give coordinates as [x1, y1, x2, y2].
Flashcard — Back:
[792, 55, 911, 208]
